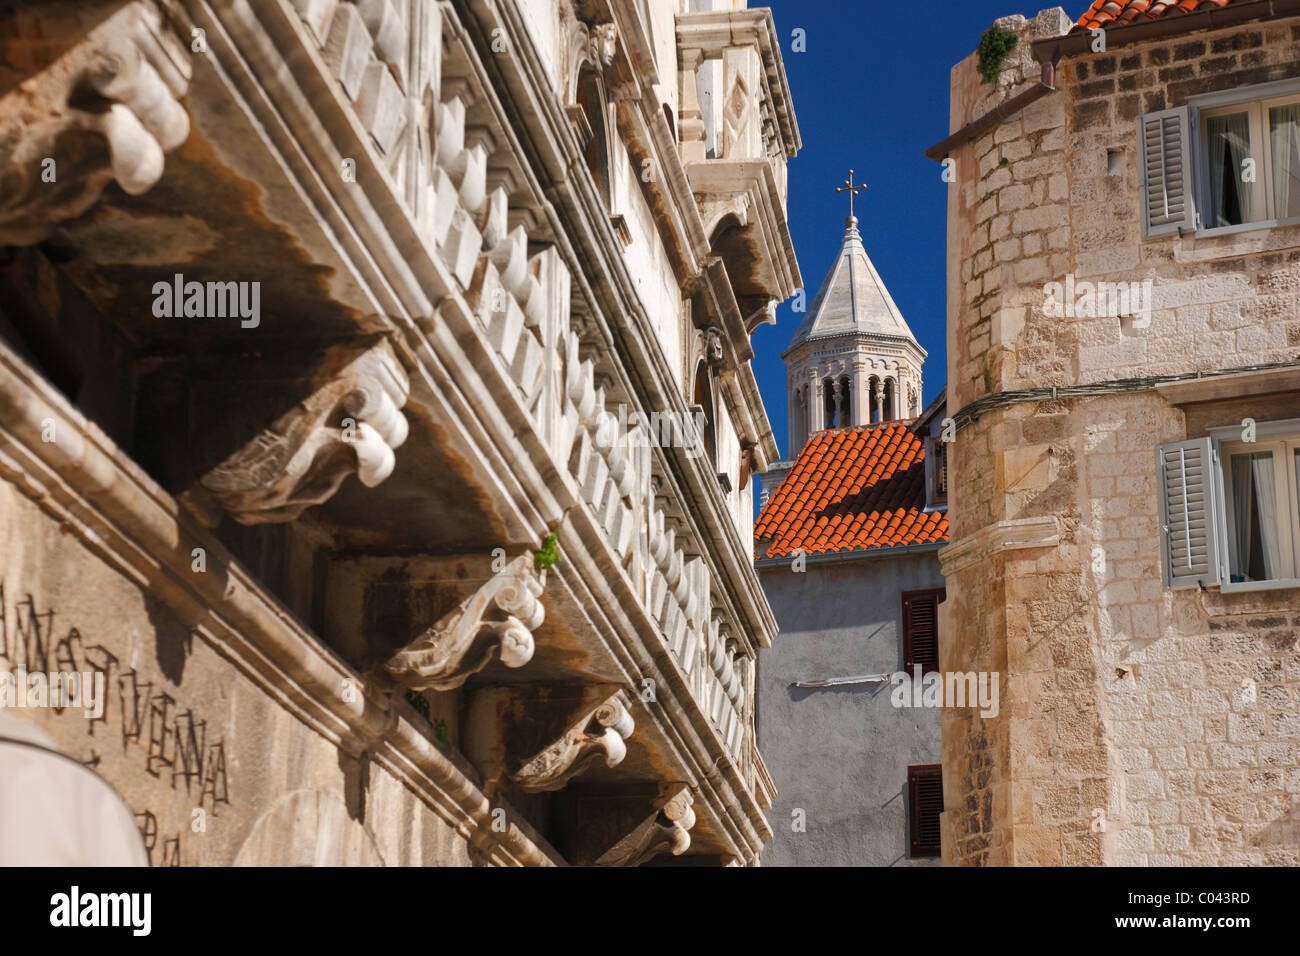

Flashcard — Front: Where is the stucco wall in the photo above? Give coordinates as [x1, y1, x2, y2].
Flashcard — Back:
[757, 552, 944, 866]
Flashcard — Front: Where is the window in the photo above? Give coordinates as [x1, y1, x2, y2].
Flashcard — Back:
[902, 588, 944, 674]
[1157, 420, 1300, 591]
[1201, 94, 1300, 228]
[692, 361, 716, 468]
[907, 764, 943, 858]
[574, 65, 611, 208]
[1221, 436, 1300, 585]
[1139, 80, 1300, 237]
[924, 436, 948, 510]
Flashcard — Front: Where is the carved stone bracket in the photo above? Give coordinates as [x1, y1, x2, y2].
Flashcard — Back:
[0, 1, 191, 245]
[509, 690, 635, 792]
[592, 783, 696, 866]
[182, 341, 411, 526]
[385, 554, 546, 692]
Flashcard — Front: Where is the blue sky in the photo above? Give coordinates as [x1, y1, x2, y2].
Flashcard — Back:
[754, 0, 1050, 458]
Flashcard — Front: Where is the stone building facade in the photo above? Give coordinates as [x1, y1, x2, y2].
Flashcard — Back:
[931, 1, 1300, 865]
[754, 218, 947, 866]
[0, 0, 800, 866]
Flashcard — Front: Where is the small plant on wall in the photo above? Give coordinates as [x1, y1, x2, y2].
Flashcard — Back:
[534, 532, 561, 572]
[977, 24, 1018, 83]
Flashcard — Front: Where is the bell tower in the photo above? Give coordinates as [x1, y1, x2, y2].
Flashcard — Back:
[764, 171, 927, 497]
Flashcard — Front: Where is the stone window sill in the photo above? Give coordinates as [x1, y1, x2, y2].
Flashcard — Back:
[1174, 219, 1300, 263]
[1218, 578, 1300, 594]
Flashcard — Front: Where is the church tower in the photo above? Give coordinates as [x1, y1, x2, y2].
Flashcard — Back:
[765, 192, 926, 494]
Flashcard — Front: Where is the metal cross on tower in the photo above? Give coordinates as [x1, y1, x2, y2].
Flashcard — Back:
[835, 169, 868, 219]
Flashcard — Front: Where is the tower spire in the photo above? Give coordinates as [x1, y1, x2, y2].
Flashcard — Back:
[780, 203, 927, 458]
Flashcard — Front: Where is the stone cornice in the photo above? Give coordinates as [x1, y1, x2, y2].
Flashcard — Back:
[675, 9, 801, 158]
[688, 158, 802, 301]
[782, 330, 929, 366]
[939, 516, 1060, 576]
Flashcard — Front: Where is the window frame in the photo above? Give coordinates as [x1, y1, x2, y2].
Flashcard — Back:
[924, 435, 949, 512]
[1188, 78, 1300, 237]
[1208, 418, 1300, 593]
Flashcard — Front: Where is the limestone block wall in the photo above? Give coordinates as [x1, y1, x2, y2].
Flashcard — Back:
[940, 9, 1300, 865]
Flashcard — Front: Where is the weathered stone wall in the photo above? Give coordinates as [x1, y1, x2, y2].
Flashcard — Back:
[941, 9, 1300, 865]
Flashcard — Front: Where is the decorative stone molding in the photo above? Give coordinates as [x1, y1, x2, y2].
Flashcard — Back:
[385, 554, 546, 692]
[183, 342, 410, 526]
[0, 2, 191, 245]
[939, 515, 1060, 576]
[509, 691, 635, 792]
[592, 783, 696, 866]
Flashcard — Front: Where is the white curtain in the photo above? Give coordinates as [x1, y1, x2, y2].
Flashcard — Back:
[1208, 112, 1254, 226]
[1252, 453, 1280, 580]
[1232, 455, 1255, 579]
[1231, 452, 1281, 580]
[1270, 104, 1300, 219]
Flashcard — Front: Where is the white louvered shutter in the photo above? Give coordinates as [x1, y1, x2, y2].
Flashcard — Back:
[1138, 106, 1198, 237]
[1157, 438, 1222, 589]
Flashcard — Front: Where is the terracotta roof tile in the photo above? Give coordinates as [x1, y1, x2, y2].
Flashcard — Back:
[754, 422, 948, 558]
[1074, 0, 1240, 31]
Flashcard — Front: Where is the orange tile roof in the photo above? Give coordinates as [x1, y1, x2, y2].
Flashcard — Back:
[755, 422, 948, 558]
[1074, 0, 1240, 31]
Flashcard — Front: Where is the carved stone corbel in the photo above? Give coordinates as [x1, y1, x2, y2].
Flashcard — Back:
[0, 1, 191, 245]
[592, 783, 696, 866]
[182, 341, 411, 526]
[509, 691, 634, 792]
[385, 554, 545, 691]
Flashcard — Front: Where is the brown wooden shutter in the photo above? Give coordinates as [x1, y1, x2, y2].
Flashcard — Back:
[908, 764, 943, 858]
[902, 588, 944, 675]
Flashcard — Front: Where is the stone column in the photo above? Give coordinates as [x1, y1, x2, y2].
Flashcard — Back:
[872, 379, 883, 423]
[852, 364, 869, 427]
[788, 386, 803, 456]
[678, 49, 706, 164]
[808, 371, 824, 432]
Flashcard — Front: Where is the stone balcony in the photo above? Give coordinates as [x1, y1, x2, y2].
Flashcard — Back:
[676, 8, 801, 327]
[0, 0, 790, 864]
